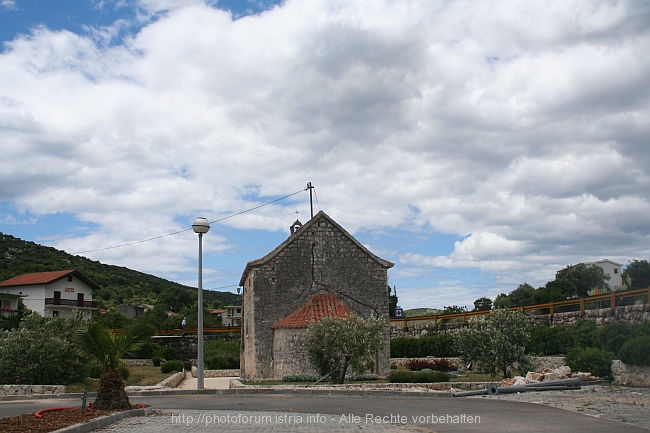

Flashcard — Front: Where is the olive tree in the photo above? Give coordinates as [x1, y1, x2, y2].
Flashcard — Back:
[453, 309, 530, 378]
[0, 312, 89, 385]
[304, 314, 384, 384]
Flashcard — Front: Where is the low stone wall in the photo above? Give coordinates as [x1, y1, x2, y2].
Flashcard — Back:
[0, 385, 66, 396]
[121, 359, 154, 366]
[190, 367, 240, 378]
[611, 360, 650, 387]
[157, 371, 185, 388]
[390, 356, 565, 372]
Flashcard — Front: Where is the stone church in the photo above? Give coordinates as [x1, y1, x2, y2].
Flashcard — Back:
[238, 211, 394, 380]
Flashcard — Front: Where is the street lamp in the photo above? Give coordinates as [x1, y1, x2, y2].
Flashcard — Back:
[192, 217, 210, 390]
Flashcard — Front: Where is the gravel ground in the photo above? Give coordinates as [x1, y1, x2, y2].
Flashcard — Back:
[469, 384, 650, 430]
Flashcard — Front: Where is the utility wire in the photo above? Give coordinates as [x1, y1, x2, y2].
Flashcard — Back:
[72, 187, 306, 254]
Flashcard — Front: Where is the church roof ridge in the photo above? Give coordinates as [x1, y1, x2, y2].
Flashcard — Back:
[239, 211, 393, 286]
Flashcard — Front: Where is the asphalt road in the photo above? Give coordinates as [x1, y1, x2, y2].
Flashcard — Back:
[1, 392, 646, 433]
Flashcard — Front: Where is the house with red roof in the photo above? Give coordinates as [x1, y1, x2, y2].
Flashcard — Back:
[0, 270, 98, 320]
[239, 211, 394, 380]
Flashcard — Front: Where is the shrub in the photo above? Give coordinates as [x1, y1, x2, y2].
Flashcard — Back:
[206, 355, 239, 369]
[346, 373, 379, 381]
[387, 371, 450, 383]
[283, 373, 319, 382]
[0, 313, 89, 385]
[390, 335, 457, 358]
[152, 356, 162, 367]
[160, 346, 180, 361]
[618, 336, 650, 366]
[596, 322, 631, 354]
[527, 325, 574, 355]
[86, 363, 103, 379]
[454, 309, 529, 378]
[160, 360, 184, 374]
[406, 359, 436, 371]
[565, 347, 614, 379]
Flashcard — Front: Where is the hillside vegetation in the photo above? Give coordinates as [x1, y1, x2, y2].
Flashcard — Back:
[0, 233, 240, 313]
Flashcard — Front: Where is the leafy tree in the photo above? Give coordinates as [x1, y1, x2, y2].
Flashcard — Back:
[473, 297, 492, 311]
[304, 314, 384, 384]
[454, 309, 530, 378]
[494, 283, 536, 308]
[92, 311, 131, 330]
[533, 279, 575, 303]
[0, 312, 89, 385]
[442, 305, 467, 314]
[556, 263, 608, 296]
[82, 322, 144, 410]
[622, 260, 650, 290]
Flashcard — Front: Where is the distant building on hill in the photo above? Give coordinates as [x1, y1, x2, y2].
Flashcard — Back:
[585, 259, 623, 292]
[0, 270, 98, 319]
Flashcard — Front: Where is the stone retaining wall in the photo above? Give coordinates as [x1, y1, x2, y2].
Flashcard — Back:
[0, 385, 66, 396]
[121, 359, 154, 366]
[611, 360, 650, 387]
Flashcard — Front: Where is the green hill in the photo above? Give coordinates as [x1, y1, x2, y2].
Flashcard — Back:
[0, 232, 240, 311]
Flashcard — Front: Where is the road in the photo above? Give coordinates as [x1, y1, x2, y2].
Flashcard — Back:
[1, 392, 647, 432]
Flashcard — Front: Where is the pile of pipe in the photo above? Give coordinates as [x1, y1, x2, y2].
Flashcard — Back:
[453, 377, 582, 397]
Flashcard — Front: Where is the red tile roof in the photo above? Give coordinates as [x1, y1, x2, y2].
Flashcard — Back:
[0, 270, 74, 287]
[272, 293, 352, 329]
[0, 270, 99, 289]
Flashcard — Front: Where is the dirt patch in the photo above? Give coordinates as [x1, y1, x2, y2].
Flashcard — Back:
[0, 408, 113, 433]
[471, 384, 650, 430]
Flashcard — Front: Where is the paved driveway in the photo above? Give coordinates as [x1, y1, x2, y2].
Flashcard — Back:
[1, 392, 647, 433]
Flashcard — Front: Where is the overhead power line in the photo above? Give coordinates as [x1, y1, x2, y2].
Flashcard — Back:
[72, 187, 307, 255]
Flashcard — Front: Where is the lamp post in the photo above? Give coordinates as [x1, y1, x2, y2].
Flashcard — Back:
[192, 217, 210, 390]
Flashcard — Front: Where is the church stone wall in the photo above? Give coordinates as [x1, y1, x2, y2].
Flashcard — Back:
[241, 214, 391, 380]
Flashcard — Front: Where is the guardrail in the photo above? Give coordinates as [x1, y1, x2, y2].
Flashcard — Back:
[111, 327, 241, 335]
[389, 287, 650, 328]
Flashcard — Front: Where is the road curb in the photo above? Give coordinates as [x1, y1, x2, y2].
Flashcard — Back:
[51, 407, 153, 433]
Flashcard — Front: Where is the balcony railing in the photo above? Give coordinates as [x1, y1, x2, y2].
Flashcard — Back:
[45, 298, 97, 308]
[0, 308, 19, 317]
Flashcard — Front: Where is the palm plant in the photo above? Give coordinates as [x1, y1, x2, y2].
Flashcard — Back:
[82, 322, 144, 410]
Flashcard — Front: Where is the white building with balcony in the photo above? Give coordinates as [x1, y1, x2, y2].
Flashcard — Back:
[0, 270, 98, 320]
[585, 259, 623, 291]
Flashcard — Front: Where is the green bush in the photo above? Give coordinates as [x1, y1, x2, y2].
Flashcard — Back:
[527, 325, 574, 355]
[390, 335, 457, 358]
[346, 373, 379, 381]
[565, 347, 614, 379]
[86, 363, 103, 379]
[152, 356, 163, 366]
[618, 336, 650, 366]
[283, 373, 319, 382]
[387, 370, 450, 383]
[0, 313, 89, 385]
[160, 346, 180, 361]
[571, 320, 598, 348]
[160, 360, 184, 374]
[206, 355, 239, 369]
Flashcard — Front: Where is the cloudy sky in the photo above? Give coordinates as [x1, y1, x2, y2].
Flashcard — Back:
[1, 0, 649, 310]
